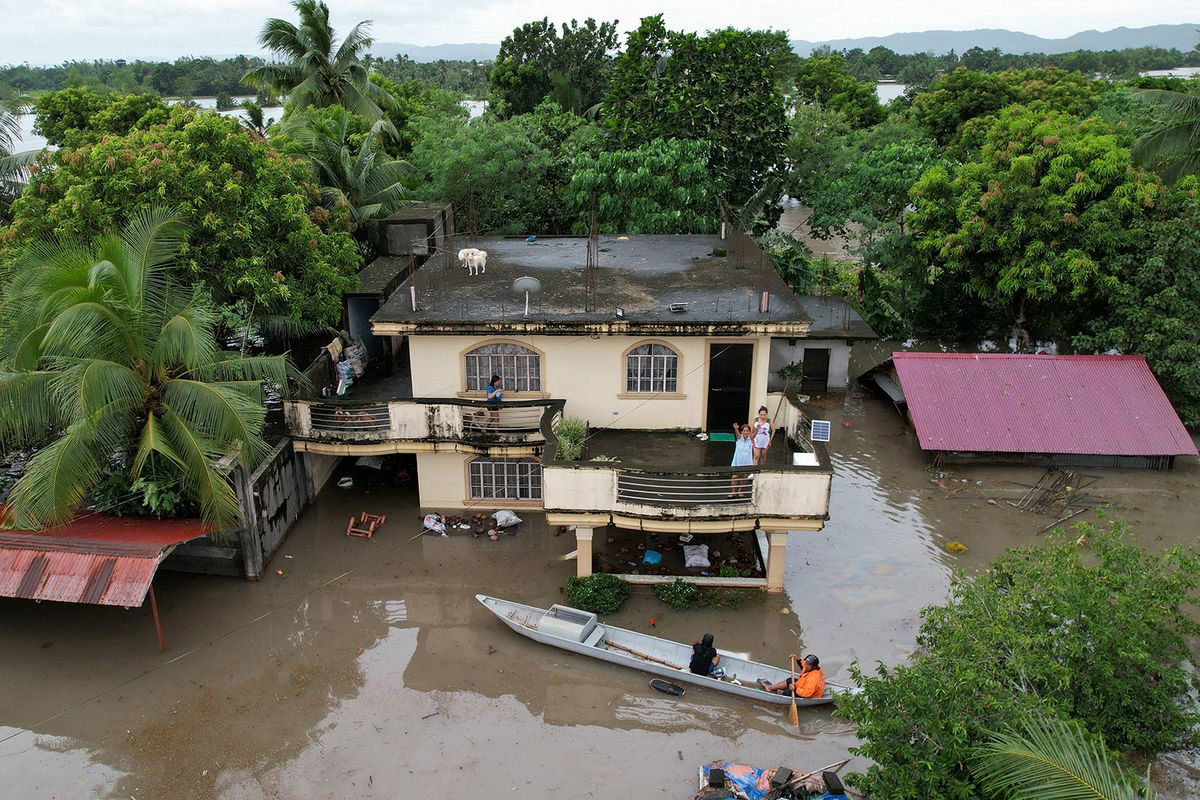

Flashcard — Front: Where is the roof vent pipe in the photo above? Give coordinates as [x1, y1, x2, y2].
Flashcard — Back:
[760, 291, 770, 314]
[410, 286, 418, 312]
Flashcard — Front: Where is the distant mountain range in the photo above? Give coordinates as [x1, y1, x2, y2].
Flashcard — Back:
[370, 24, 1200, 63]
[789, 24, 1200, 57]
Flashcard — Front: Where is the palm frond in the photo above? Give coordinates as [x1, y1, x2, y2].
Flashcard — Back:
[131, 411, 187, 477]
[47, 358, 144, 420]
[971, 716, 1156, 800]
[117, 206, 187, 313]
[158, 407, 244, 527]
[196, 353, 298, 390]
[162, 378, 268, 465]
[6, 413, 132, 528]
[257, 17, 306, 60]
[0, 371, 61, 451]
[153, 304, 220, 374]
[334, 21, 374, 66]
[40, 301, 138, 363]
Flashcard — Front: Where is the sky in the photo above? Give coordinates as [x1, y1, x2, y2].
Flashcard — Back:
[1, 0, 1197, 65]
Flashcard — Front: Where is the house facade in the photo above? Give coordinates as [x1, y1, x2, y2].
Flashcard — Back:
[284, 228, 837, 591]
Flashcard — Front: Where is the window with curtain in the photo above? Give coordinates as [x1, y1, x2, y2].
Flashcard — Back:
[468, 458, 542, 500]
[625, 343, 679, 393]
[465, 343, 541, 392]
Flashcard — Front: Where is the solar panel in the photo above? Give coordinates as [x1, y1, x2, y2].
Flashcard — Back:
[810, 419, 832, 442]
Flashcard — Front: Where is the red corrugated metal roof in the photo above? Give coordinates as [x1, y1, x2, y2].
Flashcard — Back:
[0, 511, 210, 607]
[892, 353, 1199, 457]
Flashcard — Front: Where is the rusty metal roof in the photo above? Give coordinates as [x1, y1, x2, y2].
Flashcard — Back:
[892, 353, 1198, 456]
[0, 512, 209, 607]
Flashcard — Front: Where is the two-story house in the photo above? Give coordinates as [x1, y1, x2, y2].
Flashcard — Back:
[285, 227, 855, 592]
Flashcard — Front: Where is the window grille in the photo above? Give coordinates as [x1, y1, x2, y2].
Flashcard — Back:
[468, 458, 543, 500]
[465, 343, 541, 392]
[625, 343, 679, 393]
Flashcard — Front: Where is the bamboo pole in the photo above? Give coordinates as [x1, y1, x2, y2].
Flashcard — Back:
[603, 639, 684, 670]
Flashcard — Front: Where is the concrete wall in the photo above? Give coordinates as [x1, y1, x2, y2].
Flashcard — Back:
[416, 452, 468, 508]
[768, 338, 851, 391]
[406, 333, 771, 430]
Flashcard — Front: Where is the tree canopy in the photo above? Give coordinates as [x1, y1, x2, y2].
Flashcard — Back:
[792, 53, 884, 128]
[837, 520, 1200, 799]
[489, 17, 619, 117]
[605, 16, 792, 213]
[5, 106, 361, 326]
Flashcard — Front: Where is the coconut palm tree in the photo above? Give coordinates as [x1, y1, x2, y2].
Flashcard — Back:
[242, 0, 396, 121]
[0, 90, 38, 225]
[281, 106, 411, 254]
[971, 715, 1157, 800]
[1132, 89, 1200, 184]
[0, 208, 294, 529]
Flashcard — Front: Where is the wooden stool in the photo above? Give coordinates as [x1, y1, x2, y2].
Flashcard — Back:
[346, 512, 386, 538]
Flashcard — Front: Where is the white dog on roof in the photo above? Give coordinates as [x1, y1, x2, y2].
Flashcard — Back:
[457, 248, 487, 276]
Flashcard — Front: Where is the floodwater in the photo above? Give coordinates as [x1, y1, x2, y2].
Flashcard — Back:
[2, 397, 1198, 798]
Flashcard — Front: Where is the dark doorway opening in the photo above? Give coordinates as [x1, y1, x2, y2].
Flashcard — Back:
[706, 343, 754, 431]
[802, 348, 831, 393]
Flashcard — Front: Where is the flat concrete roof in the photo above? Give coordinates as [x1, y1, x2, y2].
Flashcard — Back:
[371, 235, 814, 335]
[795, 295, 877, 340]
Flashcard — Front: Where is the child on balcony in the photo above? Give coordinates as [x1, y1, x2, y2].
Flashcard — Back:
[730, 423, 754, 498]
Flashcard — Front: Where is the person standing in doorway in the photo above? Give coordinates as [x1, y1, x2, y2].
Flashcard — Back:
[751, 406, 775, 465]
[486, 374, 503, 432]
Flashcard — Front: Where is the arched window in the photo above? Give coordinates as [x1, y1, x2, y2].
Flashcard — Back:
[626, 343, 679, 393]
[468, 458, 542, 500]
[465, 343, 541, 392]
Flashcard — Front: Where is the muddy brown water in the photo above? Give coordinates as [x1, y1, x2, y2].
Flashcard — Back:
[2, 396, 1198, 798]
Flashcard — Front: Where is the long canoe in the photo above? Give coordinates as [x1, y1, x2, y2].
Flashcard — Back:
[476, 594, 859, 706]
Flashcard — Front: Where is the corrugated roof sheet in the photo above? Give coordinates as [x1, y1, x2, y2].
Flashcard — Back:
[0, 512, 209, 607]
[892, 353, 1198, 456]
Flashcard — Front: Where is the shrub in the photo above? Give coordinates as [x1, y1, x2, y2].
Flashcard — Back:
[654, 578, 700, 610]
[718, 565, 750, 578]
[554, 416, 587, 461]
[565, 573, 630, 614]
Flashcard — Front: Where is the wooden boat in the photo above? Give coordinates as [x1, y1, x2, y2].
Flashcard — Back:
[476, 594, 860, 706]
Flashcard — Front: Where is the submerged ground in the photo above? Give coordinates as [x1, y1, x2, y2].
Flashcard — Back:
[2, 395, 1198, 798]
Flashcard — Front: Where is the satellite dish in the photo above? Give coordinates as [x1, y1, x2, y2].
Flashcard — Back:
[512, 276, 542, 316]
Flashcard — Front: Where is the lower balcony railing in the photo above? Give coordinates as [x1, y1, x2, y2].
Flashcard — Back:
[616, 472, 755, 507]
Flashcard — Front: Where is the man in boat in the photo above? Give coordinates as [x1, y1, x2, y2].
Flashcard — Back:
[689, 633, 726, 678]
[759, 654, 825, 698]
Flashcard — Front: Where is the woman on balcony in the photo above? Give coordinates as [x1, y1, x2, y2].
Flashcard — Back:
[486, 374, 503, 432]
[730, 423, 754, 498]
[751, 406, 776, 465]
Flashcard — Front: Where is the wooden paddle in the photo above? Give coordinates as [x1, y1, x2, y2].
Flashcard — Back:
[604, 639, 685, 670]
[789, 654, 800, 727]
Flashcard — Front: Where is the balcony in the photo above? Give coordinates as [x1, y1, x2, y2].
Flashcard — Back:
[285, 341, 561, 454]
[542, 391, 831, 531]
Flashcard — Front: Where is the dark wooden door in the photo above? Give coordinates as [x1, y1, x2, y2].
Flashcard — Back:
[801, 347, 831, 393]
[706, 343, 754, 431]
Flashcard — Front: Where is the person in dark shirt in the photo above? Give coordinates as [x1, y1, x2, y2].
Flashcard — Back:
[689, 633, 725, 677]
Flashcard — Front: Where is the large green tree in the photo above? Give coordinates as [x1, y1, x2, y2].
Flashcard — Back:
[605, 16, 792, 214]
[837, 520, 1200, 799]
[242, 0, 396, 121]
[0, 209, 294, 528]
[566, 138, 719, 234]
[1132, 88, 1200, 183]
[1074, 178, 1200, 426]
[793, 53, 884, 128]
[489, 17, 619, 117]
[5, 105, 361, 326]
[33, 88, 169, 147]
[907, 105, 1162, 347]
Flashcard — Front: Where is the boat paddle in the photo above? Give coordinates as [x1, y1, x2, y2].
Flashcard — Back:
[789, 654, 800, 727]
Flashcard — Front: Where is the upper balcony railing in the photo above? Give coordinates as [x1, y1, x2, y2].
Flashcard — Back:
[541, 390, 830, 521]
[285, 397, 560, 447]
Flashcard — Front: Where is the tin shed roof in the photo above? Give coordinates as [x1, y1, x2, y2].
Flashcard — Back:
[892, 353, 1198, 456]
[0, 512, 210, 607]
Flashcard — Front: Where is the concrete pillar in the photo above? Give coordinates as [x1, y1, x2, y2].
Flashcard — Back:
[766, 531, 789, 593]
[575, 527, 594, 579]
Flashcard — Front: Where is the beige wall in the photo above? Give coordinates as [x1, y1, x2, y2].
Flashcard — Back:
[415, 452, 546, 511]
[406, 333, 771, 431]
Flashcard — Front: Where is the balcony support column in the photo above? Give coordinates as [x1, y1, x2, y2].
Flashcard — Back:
[575, 527, 594, 579]
[766, 531, 789, 593]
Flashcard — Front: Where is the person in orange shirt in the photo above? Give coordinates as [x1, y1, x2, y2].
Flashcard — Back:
[759, 654, 826, 698]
